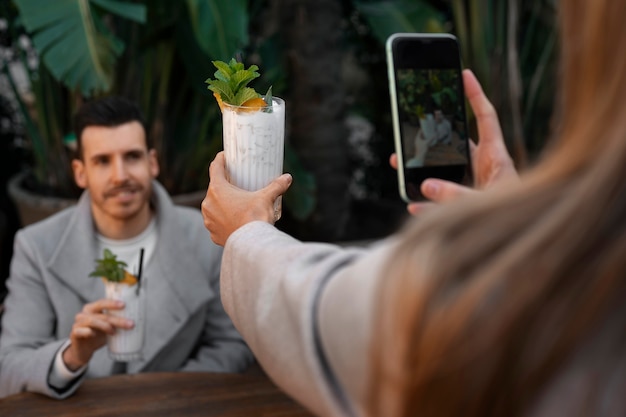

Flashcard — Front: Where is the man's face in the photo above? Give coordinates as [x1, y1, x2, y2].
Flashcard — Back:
[434, 110, 443, 122]
[72, 121, 159, 224]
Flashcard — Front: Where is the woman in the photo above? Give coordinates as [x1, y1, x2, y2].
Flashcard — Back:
[202, 1, 626, 416]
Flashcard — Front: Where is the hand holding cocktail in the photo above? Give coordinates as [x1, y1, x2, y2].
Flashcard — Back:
[88, 248, 146, 362]
[61, 249, 143, 371]
[202, 152, 292, 246]
[205, 59, 286, 222]
[62, 298, 132, 371]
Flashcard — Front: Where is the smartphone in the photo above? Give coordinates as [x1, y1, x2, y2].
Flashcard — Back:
[386, 33, 472, 202]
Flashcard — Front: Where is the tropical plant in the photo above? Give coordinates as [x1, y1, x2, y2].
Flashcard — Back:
[449, 0, 558, 164]
[354, 0, 558, 165]
[1, 0, 315, 220]
[397, 69, 459, 121]
[2, 0, 148, 197]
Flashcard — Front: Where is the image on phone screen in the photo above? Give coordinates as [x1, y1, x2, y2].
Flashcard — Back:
[398, 68, 469, 199]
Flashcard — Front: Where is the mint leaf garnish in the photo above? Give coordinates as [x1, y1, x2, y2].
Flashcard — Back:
[89, 248, 127, 282]
[205, 58, 262, 106]
[264, 86, 273, 106]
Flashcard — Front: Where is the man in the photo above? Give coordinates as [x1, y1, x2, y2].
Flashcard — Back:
[407, 124, 438, 168]
[0, 97, 253, 399]
[407, 109, 453, 168]
[433, 109, 452, 146]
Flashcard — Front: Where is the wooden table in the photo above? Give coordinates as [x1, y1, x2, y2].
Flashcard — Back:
[0, 372, 314, 416]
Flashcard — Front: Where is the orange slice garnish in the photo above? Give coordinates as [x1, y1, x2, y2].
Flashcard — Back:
[239, 97, 267, 113]
[100, 270, 137, 286]
[120, 270, 138, 286]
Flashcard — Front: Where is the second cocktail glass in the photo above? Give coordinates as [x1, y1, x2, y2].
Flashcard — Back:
[104, 280, 145, 361]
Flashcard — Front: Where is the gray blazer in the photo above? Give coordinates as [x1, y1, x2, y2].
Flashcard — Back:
[0, 182, 253, 398]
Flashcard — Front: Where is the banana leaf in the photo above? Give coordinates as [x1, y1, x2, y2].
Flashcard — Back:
[13, 0, 145, 96]
[354, 0, 445, 44]
[185, 0, 249, 61]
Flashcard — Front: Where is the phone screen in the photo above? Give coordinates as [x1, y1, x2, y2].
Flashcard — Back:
[387, 34, 472, 202]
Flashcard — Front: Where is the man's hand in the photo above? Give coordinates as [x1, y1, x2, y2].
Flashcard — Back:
[63, 299, 133, 371]
[202, 152, 292, 246]
[391, 69, 518, 215]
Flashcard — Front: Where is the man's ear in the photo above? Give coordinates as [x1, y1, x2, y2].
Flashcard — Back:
[148, 149, 160, 178]
[72, 159, 87, 189]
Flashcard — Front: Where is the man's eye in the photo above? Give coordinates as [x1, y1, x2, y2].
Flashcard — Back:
[95, 157, 109, 165]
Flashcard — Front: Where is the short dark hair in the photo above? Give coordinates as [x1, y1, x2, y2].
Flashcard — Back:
[73, 96, 149, 158]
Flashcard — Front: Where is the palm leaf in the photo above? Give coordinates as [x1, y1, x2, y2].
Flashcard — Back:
[13, 0, 146, 96]
[185, 0, 249, 61]
[354, 0, 446, 45]
[91, 0, 145, 21]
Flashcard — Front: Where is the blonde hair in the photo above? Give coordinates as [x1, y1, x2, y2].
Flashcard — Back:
[370, 1, 626, 415]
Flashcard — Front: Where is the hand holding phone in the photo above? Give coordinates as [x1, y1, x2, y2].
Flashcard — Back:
[386, 33, 473, 202]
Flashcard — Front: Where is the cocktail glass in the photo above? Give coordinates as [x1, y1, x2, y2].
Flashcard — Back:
[221, 97, 285, 220]
[104, 281, 145, 361]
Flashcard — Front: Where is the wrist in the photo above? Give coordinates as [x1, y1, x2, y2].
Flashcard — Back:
[62, 344, 87, 372]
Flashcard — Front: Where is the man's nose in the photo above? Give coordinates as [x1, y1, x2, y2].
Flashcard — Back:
[111, 157, 129, 183]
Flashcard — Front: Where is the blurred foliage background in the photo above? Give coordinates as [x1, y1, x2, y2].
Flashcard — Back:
[0, 0, 558, 248]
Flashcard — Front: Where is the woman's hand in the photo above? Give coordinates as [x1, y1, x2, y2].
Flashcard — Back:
[202, 152, 292, 246]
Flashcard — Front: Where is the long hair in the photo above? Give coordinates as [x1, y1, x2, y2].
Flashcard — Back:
[369, 1, 626, 416]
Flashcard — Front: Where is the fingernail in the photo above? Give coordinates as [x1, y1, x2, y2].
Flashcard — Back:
[116, 300, 125, 308]
[422, 180, 440, 196]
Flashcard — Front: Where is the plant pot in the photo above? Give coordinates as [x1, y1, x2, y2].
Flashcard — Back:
[7, 171, 77, 227]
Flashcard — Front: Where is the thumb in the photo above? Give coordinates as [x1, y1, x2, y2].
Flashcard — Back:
[262, 173, 293, 201]
[208, 151, 228, 184]
[421, 178, 474, 203]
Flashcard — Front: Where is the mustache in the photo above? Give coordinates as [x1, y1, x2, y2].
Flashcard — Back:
[103, 182, 143, 198]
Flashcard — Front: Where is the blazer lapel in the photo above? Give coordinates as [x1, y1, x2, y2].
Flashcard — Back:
[47, 191, 104, 303]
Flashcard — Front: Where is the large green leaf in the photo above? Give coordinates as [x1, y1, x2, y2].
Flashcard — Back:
[13, 0, 145, 96]
[185, 0, 249, 61]
[354, 0, 445, 45]
[91, 0, 145, 22]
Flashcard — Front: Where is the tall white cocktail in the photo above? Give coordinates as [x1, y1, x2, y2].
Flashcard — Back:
[104, 281, 145, 361]
[222, 97, 285, 219]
